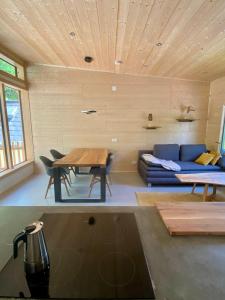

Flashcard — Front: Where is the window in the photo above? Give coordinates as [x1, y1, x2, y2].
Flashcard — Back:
[4, 85, 26, 166]
[0, 50, 29, 174]
[0, 58, 17, 77]
[221, 129, 225, 154]
[219, 105, 225, 155]
[0, 103, 7, 172]
[221, 120, 225, 155]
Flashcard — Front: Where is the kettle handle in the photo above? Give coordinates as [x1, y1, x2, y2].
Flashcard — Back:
[13, 231, 26, 259]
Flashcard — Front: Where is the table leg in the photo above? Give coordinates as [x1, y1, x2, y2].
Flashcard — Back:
[212, 185, 217, 196]
[53, 167, 62, 202]
[203, 184, 209, 201]
[100, 167, 106, 202]
[192, 183, 196, 194]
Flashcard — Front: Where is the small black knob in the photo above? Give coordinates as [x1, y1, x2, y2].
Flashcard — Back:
[88, 216, 95, 225]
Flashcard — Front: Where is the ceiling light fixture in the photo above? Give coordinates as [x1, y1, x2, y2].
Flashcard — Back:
[69, 31, 76, 38]
[156, 42, 162, 46]
[84, 56, 94, 63]
[115, 60, 123, 65]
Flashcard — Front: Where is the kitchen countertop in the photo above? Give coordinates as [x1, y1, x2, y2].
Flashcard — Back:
[0, 206, 225, 300]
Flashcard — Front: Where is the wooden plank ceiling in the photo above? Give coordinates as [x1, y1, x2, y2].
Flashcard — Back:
[1, 0, 225, 81]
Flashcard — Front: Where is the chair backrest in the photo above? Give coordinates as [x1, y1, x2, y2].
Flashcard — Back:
[50, 149, 65, 160]
[39, 156, 54, 176]
[106, 153, 113, 174]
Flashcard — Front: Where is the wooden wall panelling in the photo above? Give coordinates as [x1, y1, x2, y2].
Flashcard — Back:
[28, 65, 210, 172]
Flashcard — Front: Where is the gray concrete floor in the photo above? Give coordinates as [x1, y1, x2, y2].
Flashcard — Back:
[0, 172, 210, 206]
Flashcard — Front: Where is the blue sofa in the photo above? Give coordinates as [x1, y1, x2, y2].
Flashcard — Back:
[138, 144, 225, 185]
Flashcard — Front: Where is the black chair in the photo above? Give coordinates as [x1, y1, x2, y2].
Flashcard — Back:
[50, 149, 77, 177]
[39, 156, 70, 198]
[50, 149, 65, 159]
[89, 153, 113, 197]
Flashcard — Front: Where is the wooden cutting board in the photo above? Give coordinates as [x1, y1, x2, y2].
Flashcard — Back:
[156, 202, 225, 236]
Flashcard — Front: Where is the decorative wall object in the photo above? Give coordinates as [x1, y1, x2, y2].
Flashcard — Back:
[143, 113, 161, 129]
[176, 105, 196, 122]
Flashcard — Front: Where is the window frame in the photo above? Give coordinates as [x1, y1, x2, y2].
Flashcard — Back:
[0, 45, 27, 90]
[0, 93, 9, 172]
[0, 47, 31, 176]
[2, 84, 27, 168]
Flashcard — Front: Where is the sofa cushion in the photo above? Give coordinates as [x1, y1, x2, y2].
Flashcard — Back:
[195, 153, 214, 165]
[176, 161, 220, 171]
[180, 144, 207, 161]
[139, 159, 221, 172]
[209, 151, 222, 165]
[144, 168, 223, 178]
[153, 144, 179, 161]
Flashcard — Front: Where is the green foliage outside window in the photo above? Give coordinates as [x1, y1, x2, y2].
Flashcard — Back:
[0, 58, 16, 76]
[4, 86, 19, 101]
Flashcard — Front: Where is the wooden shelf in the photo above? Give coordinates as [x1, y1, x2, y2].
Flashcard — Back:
[143, 126, 161, 129]
[176, 118, 195, 122]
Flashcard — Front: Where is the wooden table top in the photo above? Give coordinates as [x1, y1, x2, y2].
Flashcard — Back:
[176, 172, 225, 186]
[53, 148, 108, 167]
[157, 202, 225, 236]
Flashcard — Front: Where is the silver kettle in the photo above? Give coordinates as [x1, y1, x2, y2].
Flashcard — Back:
[13, 221, 50, 275]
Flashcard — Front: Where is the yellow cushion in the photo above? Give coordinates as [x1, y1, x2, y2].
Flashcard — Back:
[209, 151, 221, 165]
[195, 153, 214, 165]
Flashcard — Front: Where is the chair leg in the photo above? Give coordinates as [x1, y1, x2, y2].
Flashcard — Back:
[70, 167, 76, 176]
[62, 176, 70, 196]
[107, 175, 112, 185]
[106, 177, 112, 196]
[65, 174, 71, 187]
[89, 175, 95, 187]
[88, 182, 94, 197]
[68, 172, 72, 183]
[45, 176, 53, 199]
[89, 175, 97, 197]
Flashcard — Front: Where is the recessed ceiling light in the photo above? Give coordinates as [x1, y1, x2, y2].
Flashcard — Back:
[69, 31, 76, 38]
[156, 42, 162, 46]
[115, 60, 123, 65]
[84, 56, 94, 63]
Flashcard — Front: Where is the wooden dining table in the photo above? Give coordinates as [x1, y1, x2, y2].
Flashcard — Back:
[53, 148, 108, 203]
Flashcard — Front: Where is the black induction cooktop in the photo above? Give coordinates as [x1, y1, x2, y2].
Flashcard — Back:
[0, 213, 155, 299]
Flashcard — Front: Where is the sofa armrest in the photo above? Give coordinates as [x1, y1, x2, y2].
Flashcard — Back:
[138, 150, 153, 160]
[218, 156, 225, 169]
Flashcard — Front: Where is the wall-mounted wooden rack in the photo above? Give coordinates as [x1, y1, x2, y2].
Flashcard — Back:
[143, 126, 161, 129]
[176, 118, 195, 122]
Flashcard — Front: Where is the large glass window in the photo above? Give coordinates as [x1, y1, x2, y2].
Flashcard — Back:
[4, 86, 26, 166]
[0, 102, 7, 172]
